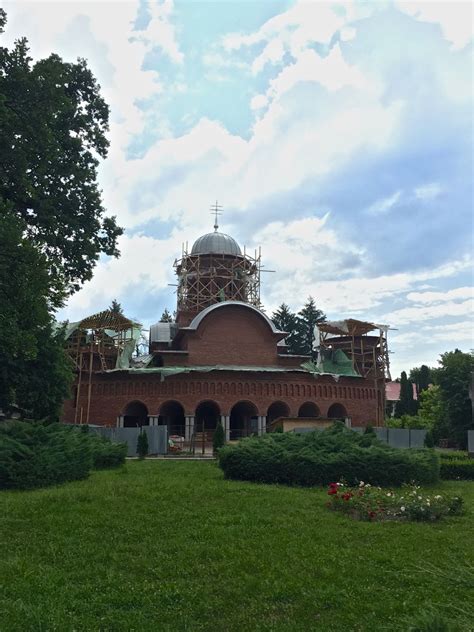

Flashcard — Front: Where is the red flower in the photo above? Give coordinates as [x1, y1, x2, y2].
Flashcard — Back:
[328, 488, 338, 495]
[368, 511, 376, 519]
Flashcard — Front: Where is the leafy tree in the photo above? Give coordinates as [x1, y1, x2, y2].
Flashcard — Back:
[298, 296, 326, 355]
[436, 350, 473, 448]
[137, 430, 149, 459]
[213, 422, 225, 453]
[394, 371, 418, 417]
[0, 11, 122, 306]
[109, 300, 123, 315]
[409, 364, 432, 395]
[0, 207, 73, 417]
[271, 303, 303, 355]
[160, 308, 174, 323]
[417, 385, 447, 438]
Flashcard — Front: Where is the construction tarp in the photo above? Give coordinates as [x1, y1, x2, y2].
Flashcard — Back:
[302, 349, 361, 378]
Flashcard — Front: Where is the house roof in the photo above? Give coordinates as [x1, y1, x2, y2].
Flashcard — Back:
[386, 381, 418, 401]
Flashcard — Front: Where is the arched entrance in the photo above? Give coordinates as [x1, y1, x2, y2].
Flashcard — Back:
[123, 401, 148, 427]
[267, 401, 290, 429]
[195, 400, 220, 434]
[230, 401, 258, 440]
[298, 402, 320, 418]
[158, 400, 185, 436]
[327, 403, 347, 420]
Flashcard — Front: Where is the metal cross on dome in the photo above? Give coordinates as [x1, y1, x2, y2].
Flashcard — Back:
[210, 200, 223, 232]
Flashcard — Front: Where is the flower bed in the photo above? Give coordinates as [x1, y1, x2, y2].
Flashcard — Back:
[326, 482, 464, 522]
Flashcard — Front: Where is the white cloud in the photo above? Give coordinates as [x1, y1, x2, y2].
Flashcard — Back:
[414, 182, 443, 200]
[407, 287, 473, 304]
[366, 190, 402, 215]
[62, 232, 179, 320]
[396, 1, 473, 50]
[250, 94, 269, 111]
[264, 44, 369, 99]
[383, 298, 473, 326]
[424, 321, 474, 343]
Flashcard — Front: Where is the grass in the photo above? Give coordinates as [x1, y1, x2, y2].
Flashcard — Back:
[0, 461, 473, 632]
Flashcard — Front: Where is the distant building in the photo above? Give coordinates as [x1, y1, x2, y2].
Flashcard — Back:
[62, 213, 392, 440]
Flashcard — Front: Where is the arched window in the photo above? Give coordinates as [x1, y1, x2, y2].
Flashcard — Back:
[195, 400, 220, 432]
[298, 402, 320, 418]
[230, 401, 259, 440]
[123, 401, 148, 427]
[327, 403, 347, 420]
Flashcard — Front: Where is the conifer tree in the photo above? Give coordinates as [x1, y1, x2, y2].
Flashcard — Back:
[137, 429, 149, 459]
[160, 308, 173, 323]
[213, 422, 225, 453]
[109, 299, 123, 315]
[298, 296, 326, 355]
[409, 364, 432, 395]
[395, 371, 418, 417]
[271, 304, 303, 355]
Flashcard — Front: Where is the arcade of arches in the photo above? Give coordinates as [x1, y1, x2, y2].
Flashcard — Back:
[118, 398, 347, 439]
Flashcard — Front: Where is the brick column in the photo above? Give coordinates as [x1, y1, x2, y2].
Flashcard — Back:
[185, 415, 195, 441]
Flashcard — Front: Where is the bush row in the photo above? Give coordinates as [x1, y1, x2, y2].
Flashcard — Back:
[0, 421, 127, 490]
[218, 425, 440, 487]
[440, 458, 474, 480]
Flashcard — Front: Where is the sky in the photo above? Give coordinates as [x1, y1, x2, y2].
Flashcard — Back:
[3, 0, 473, 378]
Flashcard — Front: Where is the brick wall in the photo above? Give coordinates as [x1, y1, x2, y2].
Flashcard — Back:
[62, 370, 383, 427]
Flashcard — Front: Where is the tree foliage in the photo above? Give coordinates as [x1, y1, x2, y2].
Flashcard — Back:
[394, 371, 418, 418]
[213, 422, 225, 453]
[0, 13, 122, 306]
[137, 430, 149, 459]
[409, 364, 432, 395]
[160, 308, 174, 323]
[271, 303, 303, 355]
[436, 350, 473, 448]
[298, 296, 326, 355]
[0, 208, 73, 418]
[272, 297, 326, 355]
[109, 299, 123, 315]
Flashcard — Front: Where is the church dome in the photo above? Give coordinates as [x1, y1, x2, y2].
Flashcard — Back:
[191, 231, 242, 256]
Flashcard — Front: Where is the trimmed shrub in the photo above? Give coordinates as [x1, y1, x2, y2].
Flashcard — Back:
[137, 430, 149, 459]
[0, 421, 92, 490]
[0, 422, 127, 490]
[213, 422, 225, 453]
[218, 424, 440, 487]
[87, 433, 127, 469]
[440, 458, 474, 480]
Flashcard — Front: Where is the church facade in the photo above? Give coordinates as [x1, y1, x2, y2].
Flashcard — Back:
[62, 220, 389, 440]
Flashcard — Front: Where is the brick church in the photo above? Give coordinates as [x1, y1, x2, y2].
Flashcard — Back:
[62, 213, 390, 440]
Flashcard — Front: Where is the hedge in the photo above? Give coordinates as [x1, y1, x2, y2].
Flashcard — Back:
[440, 458, 474, 480]
[0, 422, 126, 490]
[218, 424, 440, 487]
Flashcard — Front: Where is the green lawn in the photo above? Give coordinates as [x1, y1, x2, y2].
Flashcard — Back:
[0, 462, 473, 631]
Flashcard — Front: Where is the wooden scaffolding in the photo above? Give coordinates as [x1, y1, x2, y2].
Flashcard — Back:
[316, 319, 391, 426]
[65, 309, 140, 425]
[174, 245, 262, 315]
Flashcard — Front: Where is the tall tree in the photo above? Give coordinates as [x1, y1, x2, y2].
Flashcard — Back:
[394, 371, 418, 418]
[160, 308, 174, 323]
[436, 350, 473, 448]
[109, 299, 123, 315]
[0, 11, 122, 307]
[298, 296, 326, 355]
[409, 364, 432, 395]
[271, 304, 303, 355]
[0, 207, 72, 418]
